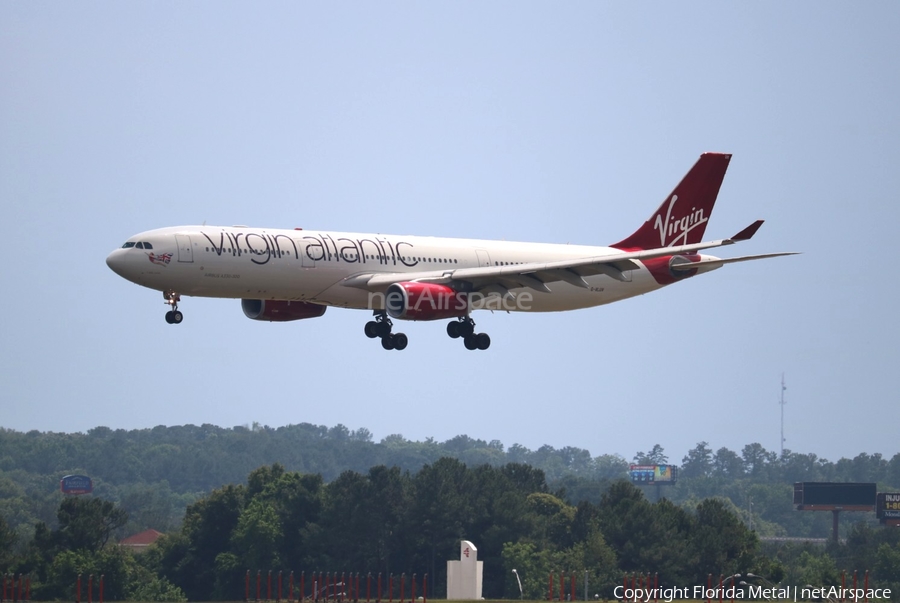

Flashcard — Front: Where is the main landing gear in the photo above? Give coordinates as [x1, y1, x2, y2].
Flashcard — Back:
[364, 311, 408, 351]
[163, 290, 183, 324]
[447, 317, 491, 351]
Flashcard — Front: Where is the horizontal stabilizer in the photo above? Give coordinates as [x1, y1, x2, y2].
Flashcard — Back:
[670, 252, 800, 271]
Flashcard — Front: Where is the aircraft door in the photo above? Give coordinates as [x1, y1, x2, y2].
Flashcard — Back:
[175, 235, 194, 263]
[297, 239, 316, 268]
[476, 249, 492, 267]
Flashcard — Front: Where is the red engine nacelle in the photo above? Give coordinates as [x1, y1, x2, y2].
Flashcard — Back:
[241, 299, 327, 322]
[385, 282, 469, 321]
[642, 254, 701, 285]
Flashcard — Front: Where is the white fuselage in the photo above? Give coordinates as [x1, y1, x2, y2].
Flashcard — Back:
[106, 225, 710, 314]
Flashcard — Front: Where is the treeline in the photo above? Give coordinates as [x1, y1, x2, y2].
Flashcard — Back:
[2, 425, 899, 543]
[4, 460, 900, 602]
[1, 460, 781, 600]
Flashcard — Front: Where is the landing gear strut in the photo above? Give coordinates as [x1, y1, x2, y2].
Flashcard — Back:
[364, 311, 408, 351]
[447, 317, 490, 350]
[163, 291, 183, 324]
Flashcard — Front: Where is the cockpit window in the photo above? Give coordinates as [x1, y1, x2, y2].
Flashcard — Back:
[135, 242, 145, 249]
[142, 242, 153, 249]
[122, 242, 136, 248]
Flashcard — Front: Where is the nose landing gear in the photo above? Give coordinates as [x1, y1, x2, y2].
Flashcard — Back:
[163, 291, 183, 324]
[364, 311, 408, 351]
[447, 317, 490, 350]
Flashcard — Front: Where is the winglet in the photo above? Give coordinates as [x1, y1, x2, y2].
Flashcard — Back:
[730, 220, 764, 242]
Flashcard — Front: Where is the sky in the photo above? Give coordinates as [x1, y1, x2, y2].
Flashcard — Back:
[2, 2, 899, 467]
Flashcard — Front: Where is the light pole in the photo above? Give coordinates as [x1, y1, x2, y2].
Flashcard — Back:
[511, 569, 523, 600]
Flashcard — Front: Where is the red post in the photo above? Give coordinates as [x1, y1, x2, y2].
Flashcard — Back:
[17, 574, 22, 603]
[258, 571, 262, 602]
[99, 575, 104, 603]
[341, 573, 346, 603]
[559, 572, 564, 602]
[842, 571, 846, 603]
[655, 574, 659, 603]
[411, 574, 416, 603]
[289, 572, 294, 602]
[423, 574, 427, 603]
[356, 574, 361, 603]
[389, 574, 393, 603]
[301, 572, 306, 602]
[279, 571, 283, 602]
[77, 574, 82, 603]
[853, 570, 858, 597]
[377, 574, 382, 603]
[719, 575, 723, 603]
[570, 573, 575, 602]
[550, 573, 555, 601]
[706, 575, 711, 603]
[367, 574, 371, 603]
[400, 574, 405, 603]
[246, 571, 251, 602]
[268, 571, 273, 602]
[864, 570, 869, 603]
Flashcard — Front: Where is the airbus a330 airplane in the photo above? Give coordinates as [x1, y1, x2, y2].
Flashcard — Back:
[106, 153, 795, 351]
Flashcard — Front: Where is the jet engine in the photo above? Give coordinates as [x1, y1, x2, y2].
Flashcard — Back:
[241, 299, 327, 322]
[385, 282, 469, 321]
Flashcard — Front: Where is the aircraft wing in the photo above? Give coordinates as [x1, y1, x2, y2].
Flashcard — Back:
[340, 220, 795, 294]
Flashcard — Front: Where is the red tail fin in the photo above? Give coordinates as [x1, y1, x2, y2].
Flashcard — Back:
[611, 153, 732, 250]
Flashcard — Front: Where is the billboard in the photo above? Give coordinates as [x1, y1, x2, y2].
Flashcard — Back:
[629, 464, 678, 485]
[877, 493, 900, 520]
[793, 482, 875, 509]
[60, 474, 93, 495]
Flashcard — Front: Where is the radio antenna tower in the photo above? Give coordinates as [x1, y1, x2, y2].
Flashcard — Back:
[779, 374, 787, 456]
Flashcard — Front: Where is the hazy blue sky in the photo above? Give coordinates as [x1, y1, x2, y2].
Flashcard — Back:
[2, 3, 898, 466]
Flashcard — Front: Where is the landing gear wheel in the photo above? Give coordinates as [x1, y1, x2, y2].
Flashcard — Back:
[365, 321, 379, 338]
[393, 333, 408, 350]
[381, 335, 396, 350]
[476, 333, 490, 350]
[447, 321, 461, 339]
[459, 320, 475, 337]
[375, 320, 392, 338]
[163, 290, 183, 325]
[464, 334, 478, 350]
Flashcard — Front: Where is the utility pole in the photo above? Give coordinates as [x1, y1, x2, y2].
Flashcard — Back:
[780, 374, 787, 457]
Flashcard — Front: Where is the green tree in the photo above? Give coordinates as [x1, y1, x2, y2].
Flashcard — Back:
[56, 497, 128, 552]
[633, 445, 668, 465]
[681, 442, 713, 479]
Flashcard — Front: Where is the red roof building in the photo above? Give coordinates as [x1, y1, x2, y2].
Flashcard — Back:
[119, 529, 163, 554]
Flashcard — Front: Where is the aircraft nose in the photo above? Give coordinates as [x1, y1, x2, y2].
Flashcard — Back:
[106, 249, 129, 278]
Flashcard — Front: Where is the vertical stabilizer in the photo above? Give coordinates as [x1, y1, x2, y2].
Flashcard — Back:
[612, 153, 731, 250]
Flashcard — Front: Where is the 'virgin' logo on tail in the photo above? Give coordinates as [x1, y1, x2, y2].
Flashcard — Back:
[653, 195, 708, 247]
